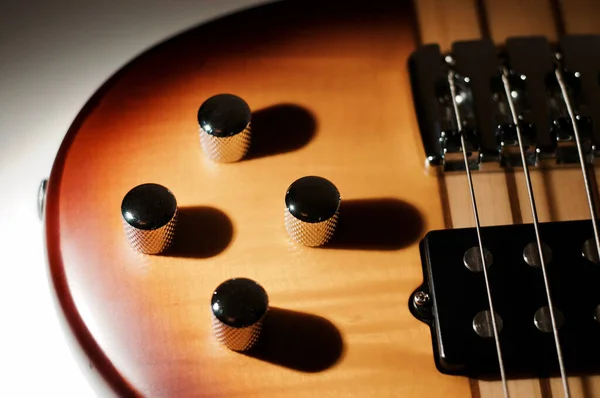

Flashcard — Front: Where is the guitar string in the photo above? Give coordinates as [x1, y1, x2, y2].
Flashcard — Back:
[501, 69, 571, 398]
[447, 69, 510, 398]
[555, 68, 600, 265]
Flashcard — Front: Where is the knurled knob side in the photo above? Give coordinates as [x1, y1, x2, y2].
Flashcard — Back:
[211, 278, 269, 352]
[121, 183, 178, 254]
[198, 93, 252, 163]
[284, 176, 341, 247]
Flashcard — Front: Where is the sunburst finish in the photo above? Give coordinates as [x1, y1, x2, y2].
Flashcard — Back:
[44, 1, 600, 397]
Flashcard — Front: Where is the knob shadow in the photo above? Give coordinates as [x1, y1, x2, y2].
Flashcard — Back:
[162, 206, 234, 258]
[244, 307, 344, 373]
[324, 198, 423, 250]
[245, 104, 317, 160]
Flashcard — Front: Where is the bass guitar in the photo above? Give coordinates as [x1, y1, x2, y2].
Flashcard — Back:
[41, 0, 600, 396]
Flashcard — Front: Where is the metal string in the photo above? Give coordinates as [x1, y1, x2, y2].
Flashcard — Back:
[448, 69, 510, 398]
[501, 69, 570, 398]
[555, 68, 600, 267]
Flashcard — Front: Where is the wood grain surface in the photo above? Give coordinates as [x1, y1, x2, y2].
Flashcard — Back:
[44, 0, 600, 397]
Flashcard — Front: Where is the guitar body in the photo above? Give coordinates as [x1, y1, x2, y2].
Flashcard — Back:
[42, 1, 600, 397]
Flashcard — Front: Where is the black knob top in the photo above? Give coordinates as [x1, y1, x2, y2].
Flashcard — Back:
[121, 183, 177, 231]
[211, 278, 269, 328]
[285, 176, 341, 223]
[197, 94, 251, 137]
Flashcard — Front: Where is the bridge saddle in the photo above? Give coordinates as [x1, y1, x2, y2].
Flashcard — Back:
[409, 35, 600, 172]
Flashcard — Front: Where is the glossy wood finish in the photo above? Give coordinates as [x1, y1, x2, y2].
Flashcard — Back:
[44, 0, 600, 397]
[45, 2, 468, 397]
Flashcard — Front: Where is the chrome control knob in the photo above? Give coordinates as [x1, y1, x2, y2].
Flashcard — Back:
[211, 278, 269, 352]
[197, 94, 252, 163]
[121, 183, 178, 254]
[284, 176, 341, 247]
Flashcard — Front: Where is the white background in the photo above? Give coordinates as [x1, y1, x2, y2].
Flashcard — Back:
[0, 1, 270, 396]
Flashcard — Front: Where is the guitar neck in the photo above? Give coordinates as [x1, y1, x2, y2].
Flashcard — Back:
[415, 0, 600, 397]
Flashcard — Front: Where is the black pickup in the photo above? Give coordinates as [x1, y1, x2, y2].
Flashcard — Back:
[409, 35, 600, 171]
[410, 220, 600, 379]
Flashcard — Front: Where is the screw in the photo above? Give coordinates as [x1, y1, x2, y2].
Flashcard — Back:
[38, 179, 48, 220]
[413, 291, 430, 307]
